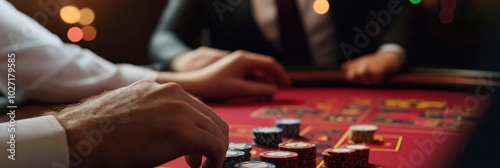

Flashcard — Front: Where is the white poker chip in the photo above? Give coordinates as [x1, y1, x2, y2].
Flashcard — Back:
[235, 161, 276, 168]
[344, 144, 369, 150]
[226, 150, 245, 157]
[349, 124, 378, 131]
[253, 127, 282, 133]
[275, 118, 301, 125]
[229, 143, 252, 150]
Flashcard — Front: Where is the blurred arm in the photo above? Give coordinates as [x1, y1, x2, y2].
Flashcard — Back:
[377, 0, 428, 70]
[149, 0, 204, 71]
[0, 1, 157, 103]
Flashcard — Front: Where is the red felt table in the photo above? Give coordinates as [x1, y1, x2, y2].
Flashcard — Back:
[160, 87, 485, 168]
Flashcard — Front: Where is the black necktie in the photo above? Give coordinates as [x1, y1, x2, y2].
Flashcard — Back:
[276, 0, 313, 65]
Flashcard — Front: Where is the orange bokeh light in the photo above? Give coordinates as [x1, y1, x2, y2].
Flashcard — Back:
[60, 6, 81, 24]
[79, 8, 95, 25]
[82, 26, 97, 41]
[313, 0, 330, 15]
[67, 27, 83, 42]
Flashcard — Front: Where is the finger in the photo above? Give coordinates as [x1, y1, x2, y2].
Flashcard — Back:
[231, 79, 278, 98]
[354, 61, 371, 85]
[188, 127, 226, 168]
[230, 51, 291, 88]
[185, 154, 202, 168]
[200, 47, 231, 57]
[185, 95, 229, 146]
[345, 65, 356, 82]
[341, 61, 352, 71]
[180, 102, 227, 168]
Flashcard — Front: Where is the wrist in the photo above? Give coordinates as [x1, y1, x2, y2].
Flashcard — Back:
[51, 110, 93, 168]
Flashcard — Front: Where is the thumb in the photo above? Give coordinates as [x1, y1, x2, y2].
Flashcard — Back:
[232, 80, 277, 98]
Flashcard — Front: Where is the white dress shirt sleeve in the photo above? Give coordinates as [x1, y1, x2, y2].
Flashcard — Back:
[0, 1, 158, 103]
[377, 43, 406, 60]
[1, 115, 69, 168]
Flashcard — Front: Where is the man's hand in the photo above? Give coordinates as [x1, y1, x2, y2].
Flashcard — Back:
[341, 51, 404, 85]
[159, 50, 291, 100]
[52, 80, 228, 168]
[172, 47, 230, 72]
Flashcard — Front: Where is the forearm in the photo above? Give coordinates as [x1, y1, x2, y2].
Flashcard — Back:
[149, 31, 192, 71]
[148, 0, 204, 71]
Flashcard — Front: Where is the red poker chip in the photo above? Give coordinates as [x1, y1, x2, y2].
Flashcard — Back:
[260, 150, 299, 160]
[326, 148, 355, 155]
[278, 141, 316, 150]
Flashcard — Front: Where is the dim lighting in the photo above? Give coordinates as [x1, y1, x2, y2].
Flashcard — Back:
[79, 8, 95, 25]
[82, 26, 97, 41]
[60, 6, 81, 24]
[67, 27, 83, 42]
[313, 0, 330, 15]
[439, 10, 454, 24]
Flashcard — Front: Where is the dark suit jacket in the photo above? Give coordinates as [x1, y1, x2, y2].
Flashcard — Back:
[149, 0, 427, 71]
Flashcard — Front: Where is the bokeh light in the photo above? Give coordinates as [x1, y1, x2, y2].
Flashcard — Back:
[441, 0, 457, 10]
[67, 27, 83, 42]
[313, 0, 330, 15]
[82, 26, 97, 41]
[410, 0, 422, 5]
[79, 8, 95, 25]
[439, 10, 454, 24]
[60, 6, 81, 24]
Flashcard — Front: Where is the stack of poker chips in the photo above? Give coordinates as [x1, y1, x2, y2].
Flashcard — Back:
[341, 144, 370, 167]
[223, 150, 245, 168]
[253, 127, 283, 148]
[228, 143, 253, 161]
[278, 141, 317, 168]
[348, 124, 378, 143]
[259, 150, 299, 168]
[234, 161, 277, 168]
[275, 118, 301, 138]
[321, 148, 355, 168]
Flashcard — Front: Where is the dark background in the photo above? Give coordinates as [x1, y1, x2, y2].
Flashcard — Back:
[8, 0, 168, 65]
[7, 0, 499, 70]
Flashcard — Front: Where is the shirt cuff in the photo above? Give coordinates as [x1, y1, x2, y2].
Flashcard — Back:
[377, 43, 406, 59]
[0, 115, 69, 167]
[116, 63, 159, 85]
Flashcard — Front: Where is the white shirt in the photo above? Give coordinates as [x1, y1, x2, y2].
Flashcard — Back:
[0, 1, 157, 103]
[0, 1, 157, 167]
[251, 0, 405, 68]
[1, 115, 68, 168]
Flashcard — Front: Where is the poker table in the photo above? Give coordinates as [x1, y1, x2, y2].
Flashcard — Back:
[159, 69, 498, 168]
[1, 69, 498, 168]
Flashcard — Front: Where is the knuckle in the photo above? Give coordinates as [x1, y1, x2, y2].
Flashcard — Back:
[221, 122, 229, 134]
[266, 57, 277, 64]
[232, 50, 247, 57]
[165, 100, 192, 112]
[132, 79, 157, 87]
[159, 82, 185, 93]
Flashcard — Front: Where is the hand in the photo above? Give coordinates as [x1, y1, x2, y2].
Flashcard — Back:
[341, 51, 404, 85]
[51, 80, 229, 168]
[159, 50, 291, 100]
[172, 47, 230, 72]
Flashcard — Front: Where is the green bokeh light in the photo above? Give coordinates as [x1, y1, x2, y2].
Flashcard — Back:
[410, 0, 422, 5]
